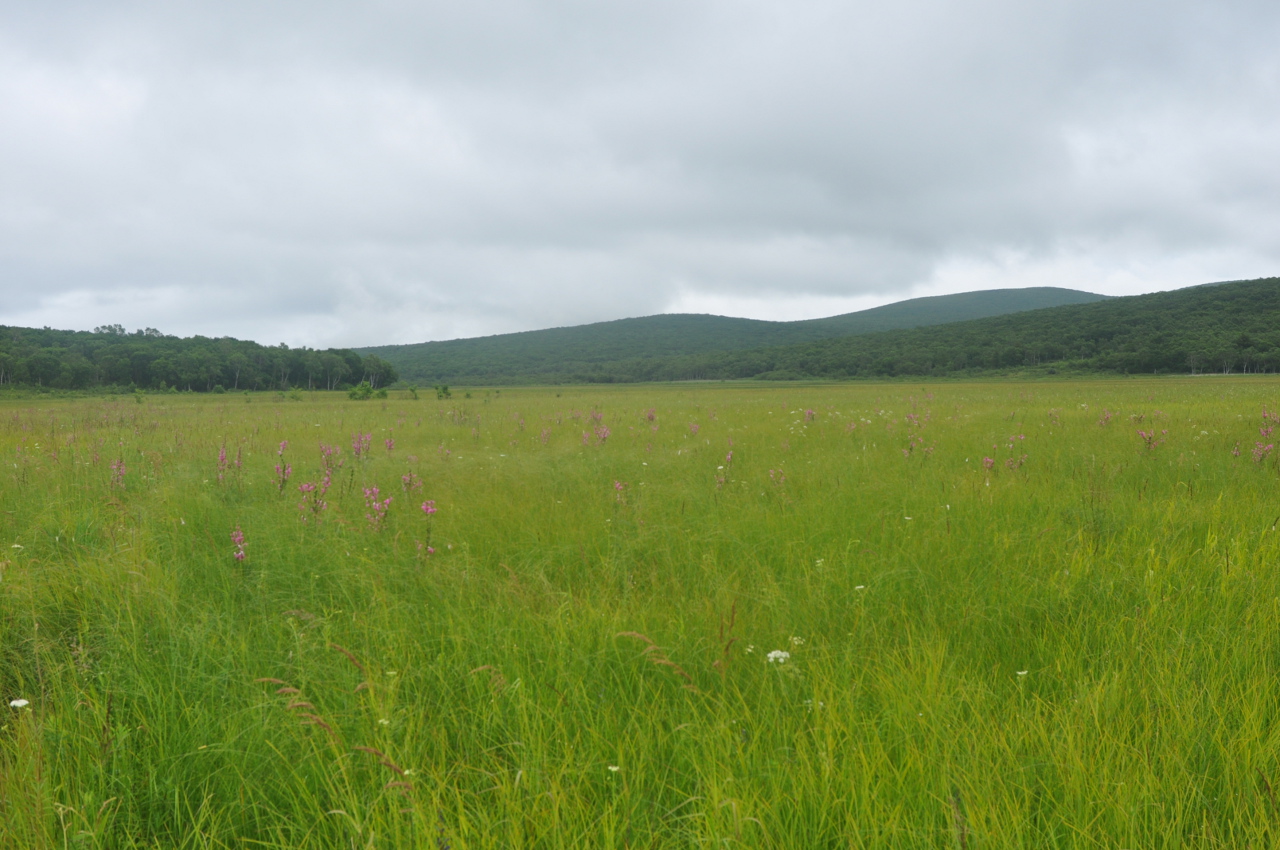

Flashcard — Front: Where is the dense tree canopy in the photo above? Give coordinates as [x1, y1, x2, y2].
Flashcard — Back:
[366, 277, 1280, 385]
[667, 276, 1280, 382]
[0, 326, 397, 392]
[6, 277, 1277, 390]
[362, 287, 1105, 384]
[368, 275, 1280, 384]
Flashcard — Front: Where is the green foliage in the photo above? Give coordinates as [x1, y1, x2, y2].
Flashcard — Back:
[679, 275, 1280, 381]
[347, 381, 373, 400]
[2, 381, 1280, 845]
[361, 287, 1106, 384]
[0, 325, 395, 393]
[363, 278, 1280, 384]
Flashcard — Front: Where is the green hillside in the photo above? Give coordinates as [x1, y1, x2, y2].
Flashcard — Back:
[611, 276, 1280, 382]
[361, 287, 1106, 384]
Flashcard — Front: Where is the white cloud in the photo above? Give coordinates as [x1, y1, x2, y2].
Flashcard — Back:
[1, 1, 1279, 345]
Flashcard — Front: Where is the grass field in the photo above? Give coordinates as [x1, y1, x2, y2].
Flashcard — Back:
[3, 380, 1280, 848]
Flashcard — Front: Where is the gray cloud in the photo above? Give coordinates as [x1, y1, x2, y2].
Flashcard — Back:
[2, 0, 1279, 346]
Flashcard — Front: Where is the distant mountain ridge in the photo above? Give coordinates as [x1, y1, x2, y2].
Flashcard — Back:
[361, 286, 1107, 384]
[582, 276, 1280, 382]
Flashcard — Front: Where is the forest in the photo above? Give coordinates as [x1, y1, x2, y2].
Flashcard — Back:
[3, 277, 1277, 391]
[361, 286, 1104, 384]
[368, 277, 1280, 385]
[0, 325, 397, 392]
[652, 276, 1280, 382]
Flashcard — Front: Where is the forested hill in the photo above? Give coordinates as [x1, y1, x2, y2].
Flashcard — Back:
[593, 276, 1280, 382]
[6, 278, 1273, 391]
[0, 325, 398, 392]
[360, 286, 1105, 384]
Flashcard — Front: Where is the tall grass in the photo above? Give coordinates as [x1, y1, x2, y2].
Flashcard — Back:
[2, 380, 1280, 847]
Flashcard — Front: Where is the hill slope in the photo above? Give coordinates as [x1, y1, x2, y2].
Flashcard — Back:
[361, 287, 1106, 384]
[614, 277, 1280, 382]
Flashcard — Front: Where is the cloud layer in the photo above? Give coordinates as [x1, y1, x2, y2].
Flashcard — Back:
[2, 0, 1279, 346]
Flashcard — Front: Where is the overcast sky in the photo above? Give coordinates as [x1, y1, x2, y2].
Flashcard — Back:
[2, 1, 1279, 348]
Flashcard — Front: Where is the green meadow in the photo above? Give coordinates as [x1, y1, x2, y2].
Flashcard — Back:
[4, 380, 1280, 848]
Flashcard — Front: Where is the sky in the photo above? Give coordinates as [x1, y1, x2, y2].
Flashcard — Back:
[2, 1, 1279, 349]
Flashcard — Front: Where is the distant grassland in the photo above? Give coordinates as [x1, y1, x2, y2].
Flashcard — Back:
[3, 380, 1280, 847]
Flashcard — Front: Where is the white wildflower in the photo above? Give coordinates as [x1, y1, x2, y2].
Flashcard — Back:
[766, 650, 790, 664]
[1016, 670, 1028, 677]
[607, 765, 620, 773]
[789, 636, 805, 646]
[9, 699, 29, 708]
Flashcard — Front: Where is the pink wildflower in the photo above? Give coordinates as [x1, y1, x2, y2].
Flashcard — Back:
[363, 486, 392, 529]
[274, 461, 292, 493]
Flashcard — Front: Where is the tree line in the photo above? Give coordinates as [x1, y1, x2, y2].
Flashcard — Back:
[0, 325, 398, 392]
[362, 287, 1106, 385]
[371, 276, 1280, 385]
[652, 276, 1280, 381]
[6, 277, 1278, 391]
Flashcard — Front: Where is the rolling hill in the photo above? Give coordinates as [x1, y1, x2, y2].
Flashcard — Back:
[359, 287, 1106, 384]
[594, 276, 1280, 382]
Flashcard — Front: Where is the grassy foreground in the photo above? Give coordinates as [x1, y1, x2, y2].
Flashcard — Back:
[3, 380, 1280, 848]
